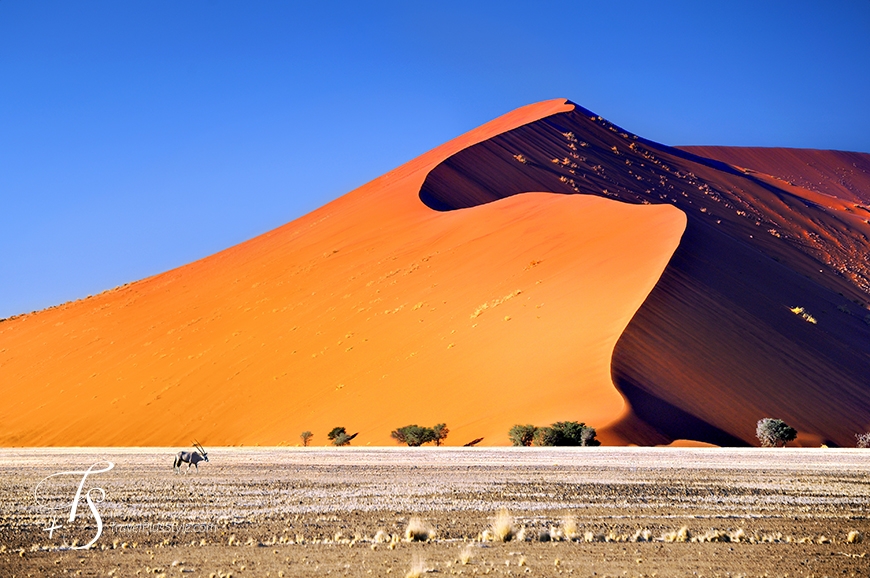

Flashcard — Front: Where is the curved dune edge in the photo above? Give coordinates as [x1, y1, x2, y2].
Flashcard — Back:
[413, 101, 870, 447]
[3, 98, 869, 447]
[0, 99, 684, 447]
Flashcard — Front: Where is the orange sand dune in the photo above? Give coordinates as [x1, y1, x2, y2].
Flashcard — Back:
[3, 98, 870, 448]
[0, 99, 684, 447]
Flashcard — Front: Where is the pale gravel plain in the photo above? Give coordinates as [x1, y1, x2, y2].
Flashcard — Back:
[1, 447, 869, 577]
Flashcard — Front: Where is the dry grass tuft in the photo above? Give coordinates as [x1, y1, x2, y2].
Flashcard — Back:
[693, 529, 731, 543]
[459, 545, 474, 565]
[631, 529, 653, 542]
[490, 508, 516, 542]
[560, 515, 579, 541]
[374, 530, 390, 544]
[789, 306, 817, 324]
[662, 526, 690, 543]
[405, 555, 430, 578]
[404, 517, 434, 542]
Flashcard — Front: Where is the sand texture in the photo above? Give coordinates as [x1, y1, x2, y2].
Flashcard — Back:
[2, 98, 870, 446]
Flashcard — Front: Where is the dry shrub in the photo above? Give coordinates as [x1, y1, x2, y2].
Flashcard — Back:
[661, 526, 690, 543]
[631, 529, 653, 542]
[490, 509, 515, 542]
[404, 517, 433, 542]
[373, 530, 390, 544]
[693, 529, 731, 543]
[405, 555, 429, 578]
[459, 545, 474, 565]
[560, 516, 579, 541]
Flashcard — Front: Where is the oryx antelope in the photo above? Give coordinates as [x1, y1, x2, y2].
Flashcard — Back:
[173, 440, 209, 473]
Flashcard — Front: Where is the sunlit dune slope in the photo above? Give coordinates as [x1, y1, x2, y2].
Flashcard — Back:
[419, 105, 870, 446]
[0, 99, 686, 446]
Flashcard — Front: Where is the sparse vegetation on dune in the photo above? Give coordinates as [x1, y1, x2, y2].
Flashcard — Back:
[789, 305, 818, 324]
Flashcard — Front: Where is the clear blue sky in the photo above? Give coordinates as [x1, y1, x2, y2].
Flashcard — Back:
[2, 1, 869, 319]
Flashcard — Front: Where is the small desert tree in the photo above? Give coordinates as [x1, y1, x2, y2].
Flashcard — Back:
[300, 431, 313, 447]
[391, 425, 436, 446]
[756, 418, 797, 447]
[856, 432, 870, 448]
[328, 426, 353, 446]
[532, 426, 559, 447]
[508, 424, 538, 447]
[580, 426, 600, 446]
[552, 421, 599, 446]
[432, 423, 449, 446]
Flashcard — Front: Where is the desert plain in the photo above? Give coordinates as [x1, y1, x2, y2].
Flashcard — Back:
[2, 447, 869, 577]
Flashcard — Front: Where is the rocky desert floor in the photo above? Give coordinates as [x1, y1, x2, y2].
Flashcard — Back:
[1, 447, 868, 577]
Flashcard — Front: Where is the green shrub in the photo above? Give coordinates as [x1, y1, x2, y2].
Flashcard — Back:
[508, 424, 537, 446]
[756, 418, 797, 447]
[328, 426, 354, 446]
[533, 426, 559, 446]
[432, 423, 449, 446]
[532, 421, 599, 446]
[391, 425, 436, 446]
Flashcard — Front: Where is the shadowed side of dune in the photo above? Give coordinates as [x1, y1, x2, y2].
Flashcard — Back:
[679, 146, 870, 204]
[420, 103, 870, 446]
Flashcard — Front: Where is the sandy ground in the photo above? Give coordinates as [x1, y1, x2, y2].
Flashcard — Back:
[2, 447, 868, 577]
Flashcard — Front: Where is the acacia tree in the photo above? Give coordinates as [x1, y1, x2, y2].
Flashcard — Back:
[300, 431, 313, 447]
[531, 421, 599, 447]
[391, 425, 436, 446]
[432, 423, 449, 446]
[328, 426, 355, 446]
[509, 424, 538, 447]
[756, 418, 797, 447]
